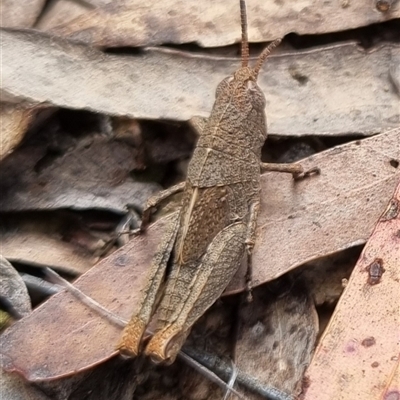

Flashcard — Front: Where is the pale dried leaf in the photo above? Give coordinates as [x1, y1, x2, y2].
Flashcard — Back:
[0, 0, 46, 28]
[49, 0, 400, 48]
[0, 371, 50, 400]
[1, 131, 398, 381]
[0, 103, 36, 161]
[303, 178, 400, 400]
[2, 29, 399, 135]
[0, 256, 31, 318]
[35, 0, 93, 31]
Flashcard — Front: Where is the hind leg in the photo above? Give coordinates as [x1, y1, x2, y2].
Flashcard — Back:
[145, 222, 247, 363]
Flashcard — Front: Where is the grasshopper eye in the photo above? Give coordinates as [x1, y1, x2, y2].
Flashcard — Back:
[247, 80, 256, 90]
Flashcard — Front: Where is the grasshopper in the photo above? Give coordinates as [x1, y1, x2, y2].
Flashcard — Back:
[117, 0, 316, 364]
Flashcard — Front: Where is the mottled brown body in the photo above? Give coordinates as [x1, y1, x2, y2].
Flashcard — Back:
[118, 1, 311, 363]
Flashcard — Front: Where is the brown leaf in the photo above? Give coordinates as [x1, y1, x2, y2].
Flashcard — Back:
[235, 281, 318, 398]
[0, 103, 37, 161]
[0, 0, 46, 28]
[0, 215, 166, 380]
[302, 177, 400, 400]
[0, 256, 31, 318]
[1, 131, 398, 381]
[49, 0, 400, 48]
[227, 128, 400, 292]
[2, 28, 399, 136]
[0, 213, 101, 275]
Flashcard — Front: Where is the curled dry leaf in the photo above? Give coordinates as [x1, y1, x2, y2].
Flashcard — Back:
[35, 0, 93, 31]
[303, 178, 400, 400]
[0, 131, 398, 381]
[0, 213, 102, 275]
[0, 256, 31, 318]
[0, 103, 37, 161]
[49, 0, 400, 48]
[0, 132, 160, 213]
[2, 28, 399, 136]
[300, 248, 360, 306]
[0, 0, 46, 28]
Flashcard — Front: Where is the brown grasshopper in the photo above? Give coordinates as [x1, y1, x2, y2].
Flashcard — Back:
[118, 0, 316, 364]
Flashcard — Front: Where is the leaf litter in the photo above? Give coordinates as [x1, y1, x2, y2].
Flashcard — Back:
[0, 130, 398, 387]
[0, 1, 399, 398]
[0, 111, 160, 214]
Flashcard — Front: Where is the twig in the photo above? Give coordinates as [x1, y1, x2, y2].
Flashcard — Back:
[44, 267, 127, 328]
[44, 268, 245, 398]
[183, 346, 295, 400]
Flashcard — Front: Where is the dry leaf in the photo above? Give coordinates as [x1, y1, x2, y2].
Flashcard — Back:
[35, 0, 93, 31]
[0, 371, 50, 400]
[0, 214, 101, 275]
[235, 281, 318, 398]
[300, 248, 360, 306]
[0, 103, 37, 161]
[0, 214, 165, 380]
[227, 128, 400, 292]
[0, 256, 31, 319]
[2, 28, 399, 136]
[302, 179, 400, 400]
[49, 0, 400, 48]
[0, 0, 46, 28]
[1, 131, 398, 381]
[35, 357, 138, 400]
[0, 132, 160, 213]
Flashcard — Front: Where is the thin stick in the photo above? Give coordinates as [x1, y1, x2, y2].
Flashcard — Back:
[183, 346, 295, 400]
[223, 360, 239, 400]
[44, 268, 244, 398]
[179, 350, 244, 400]
[240, 0, 249, 67]
[44, 267, 127, 328]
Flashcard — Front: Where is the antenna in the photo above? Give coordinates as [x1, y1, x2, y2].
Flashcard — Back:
[239, 1, 281, 77]
[253, 38, 282, 78]
[240, 0, 249, 67]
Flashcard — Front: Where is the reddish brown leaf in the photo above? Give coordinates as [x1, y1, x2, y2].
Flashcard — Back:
[302, 178, 400, 400]
[0, 216, 167, 380]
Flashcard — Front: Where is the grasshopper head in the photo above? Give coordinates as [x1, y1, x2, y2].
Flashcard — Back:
[208, 1, 281, 156]
[211, 67, 267, 155]
[209, 32, 280, 156]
